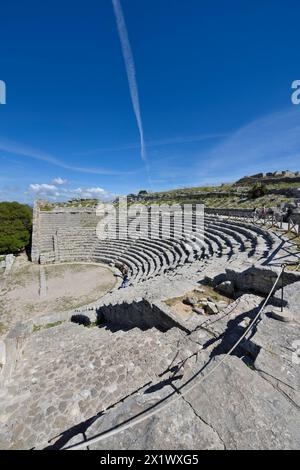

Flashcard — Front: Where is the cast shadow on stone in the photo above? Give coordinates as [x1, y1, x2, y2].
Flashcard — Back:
[43, 411, 104, 450]
[95, 299, 176, 334]
[43, 387, 180, 450]
[203, 303, 265, 366]
[144, 375, 183, 394]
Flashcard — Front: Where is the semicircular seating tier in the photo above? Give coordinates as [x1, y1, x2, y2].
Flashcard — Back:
[34, 208, 279, 285]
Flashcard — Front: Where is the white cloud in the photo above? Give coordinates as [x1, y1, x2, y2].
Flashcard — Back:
[27, 181, 115, 202]
[73, 187, 107, 198]
[29, 184, 59, 198]
[52, 177, 68, 185]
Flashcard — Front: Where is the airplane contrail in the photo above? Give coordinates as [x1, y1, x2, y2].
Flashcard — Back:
[72, 133, 228, 156]
[111, 0, 150, 177]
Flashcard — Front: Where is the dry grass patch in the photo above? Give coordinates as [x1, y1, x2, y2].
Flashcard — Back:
[164, 285, 232, 317]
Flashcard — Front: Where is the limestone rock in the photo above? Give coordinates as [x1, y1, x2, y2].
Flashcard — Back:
[266, 308, 294, 323]
[238, 318, 251, 329]
[215, 280, 234, 297]
[193, 307, 205, 315]
[194, 288, 205, 294]
[205, 302, 219, 315]
[183, 296, 197, 306]
[243, 315, 300, 407]
[216, 301, 228, 310]
[82, 386, 224, 450]
[70, 354, 300, 450]
[254, 348, 300, 407]
[179, 355, 300, 449]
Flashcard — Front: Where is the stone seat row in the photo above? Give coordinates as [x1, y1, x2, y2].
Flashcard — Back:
[38, 216, 280, 285]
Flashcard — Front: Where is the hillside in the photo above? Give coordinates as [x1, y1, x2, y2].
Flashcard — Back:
[129, 171, 300, 209]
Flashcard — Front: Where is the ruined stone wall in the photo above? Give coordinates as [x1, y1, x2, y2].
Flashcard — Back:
[268, 187, 300, 197]
[237, 175, 300, 185]
[0, 254, 14, 274]
[31, 202, 40, 263]
[225, 265, 300, 297]
[205, 208, 254, 217]
[31, 203, 99, 264]
[97, 298, 189, 332]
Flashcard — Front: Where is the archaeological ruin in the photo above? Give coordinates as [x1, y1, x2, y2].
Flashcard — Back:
[0, 198, 300, 450]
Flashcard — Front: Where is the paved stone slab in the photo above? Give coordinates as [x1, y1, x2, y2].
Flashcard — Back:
[74, 385, 224, 450]
[178, 355, 300, 450]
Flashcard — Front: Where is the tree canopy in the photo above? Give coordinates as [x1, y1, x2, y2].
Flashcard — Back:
[249, 183, 268, 200]
[0, 202, 32, 255]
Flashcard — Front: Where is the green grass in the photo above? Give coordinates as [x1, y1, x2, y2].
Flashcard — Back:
[32, 320, 64, 333]
[86, 321, 99, 328]
[165, 285, 230, 308]
[0, 322, 7, 335]
[282, 230, 300, 250]
[129, 193, 294, 209]
[283, 232, 300, 271]
[127, 182, 295, 208]
[39, 204, 52, 211]
[264, 181, 300, 190]
[127, 176, 299, 209]
[39, 199, 99, 211]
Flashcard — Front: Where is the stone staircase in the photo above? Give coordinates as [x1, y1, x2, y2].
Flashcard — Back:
[0, 320, 191, 449]
[65, 291, 300, 450]
[1, 285, 299, 450]
[1, 206, 297, 450]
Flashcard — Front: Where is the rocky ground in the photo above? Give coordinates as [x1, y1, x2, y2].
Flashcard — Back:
[0, 224, 299, 450]
[0, 271, 299, 450]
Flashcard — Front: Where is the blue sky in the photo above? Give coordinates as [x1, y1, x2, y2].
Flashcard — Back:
[0, 0, 300, 203]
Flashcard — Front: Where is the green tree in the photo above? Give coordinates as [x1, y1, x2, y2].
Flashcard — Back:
[0, 202, 32, 254]
[249, 183, 267, 200]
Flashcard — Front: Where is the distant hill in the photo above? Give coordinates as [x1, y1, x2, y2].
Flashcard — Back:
[236, 170, 300, 185]
[128, 170, 300, 209]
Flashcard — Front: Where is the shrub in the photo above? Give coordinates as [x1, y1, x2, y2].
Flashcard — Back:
[0, 202, 32, 255]
[249, 183, 267, 199]
[71, 314, 91, 327]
